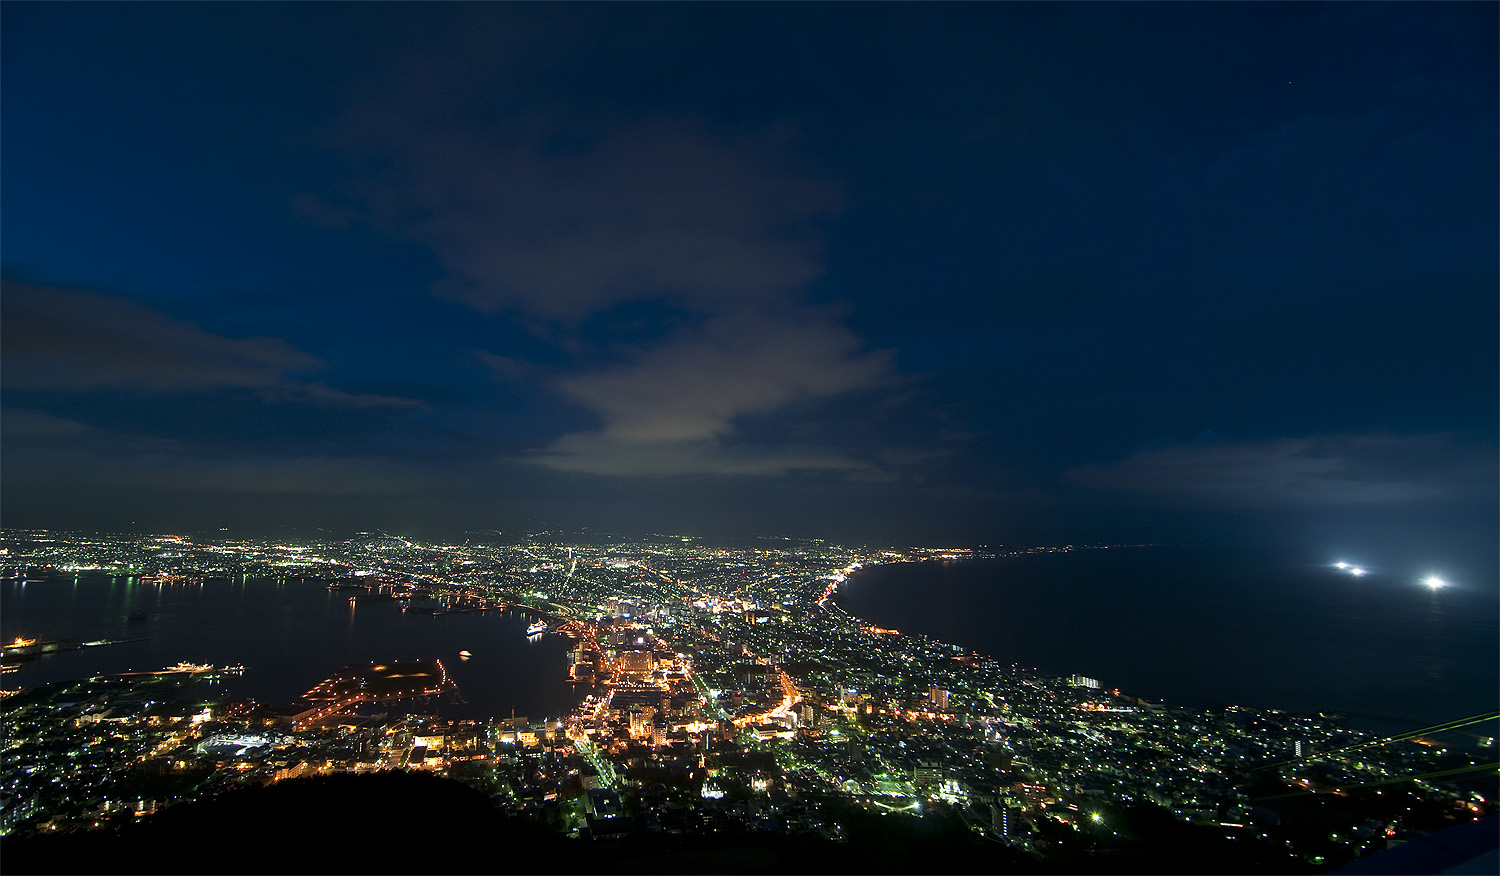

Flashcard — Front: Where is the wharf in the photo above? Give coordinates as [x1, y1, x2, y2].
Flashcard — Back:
[2, 636, 148, 662]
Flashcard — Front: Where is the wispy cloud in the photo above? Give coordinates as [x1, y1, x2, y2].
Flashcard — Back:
[514, 310, 891, 475]
[113, 453, 435, 496]
[340, 119, 841, 321]
[0, 409, 92, 439]
[2, 281, 317, 391]
[7, 431, 435, 497]
[333, 108, 897, 478]
[524, 433, 875, 478]
[1, 281, 421, 408]
[556, 313, 891, 443]
[1066, 433, 1494, 506]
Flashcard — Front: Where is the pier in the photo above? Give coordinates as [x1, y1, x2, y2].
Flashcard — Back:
[2, 636, 148, 662]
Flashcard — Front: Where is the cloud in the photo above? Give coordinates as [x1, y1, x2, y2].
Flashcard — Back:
[1, 409, 92, 440]
[524, 433, 875, 478]
[273, 382, 425, 410]
[3, 403, 436, 499]
[6, 433, 434, 497]
[2, 281, 317, 391]
[476, 351, 546, 384]
[1, 281, 420, 408]
[335, 108, 899, 478]
[557, 313, 892, 443]
[343, 119, 841, 320]
[115, 454, 434, 496]
[1066, 433, 1494, 507]
[519, 311, 893, 475]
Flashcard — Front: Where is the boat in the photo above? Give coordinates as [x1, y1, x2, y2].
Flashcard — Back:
[166, 662, 213, 673]
[458, 650, 472, 658]
[526, 620, 548, 636]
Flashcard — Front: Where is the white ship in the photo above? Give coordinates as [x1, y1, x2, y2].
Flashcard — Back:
[167, 662, 213, 673]
[526, 620, 548, 636]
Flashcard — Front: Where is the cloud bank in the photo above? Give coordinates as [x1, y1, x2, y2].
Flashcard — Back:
[1066, 433, 1493, 507]
[337, 112, 893, 477]
[1, 280, 420, 408]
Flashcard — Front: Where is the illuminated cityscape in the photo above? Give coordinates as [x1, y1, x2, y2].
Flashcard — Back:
[2, 528, 1493, 870]
[3, 1, 1494, 870]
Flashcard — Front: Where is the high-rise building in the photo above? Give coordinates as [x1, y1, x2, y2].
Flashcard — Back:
[990, 802, 1011, 836]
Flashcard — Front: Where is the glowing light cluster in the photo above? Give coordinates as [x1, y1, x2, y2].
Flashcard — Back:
[1335, 560, 1453, 590]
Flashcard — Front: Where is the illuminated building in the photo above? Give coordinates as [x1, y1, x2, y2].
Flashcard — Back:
[620, 649, 654, 680]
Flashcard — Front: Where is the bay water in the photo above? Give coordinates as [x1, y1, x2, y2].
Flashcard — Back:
[836, 545, 1498, 730]
[0, 574, 586, 722]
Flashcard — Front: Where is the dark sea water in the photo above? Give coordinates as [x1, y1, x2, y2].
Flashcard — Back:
[0, 574, 587, 722]
[837, 545, 1498, 730]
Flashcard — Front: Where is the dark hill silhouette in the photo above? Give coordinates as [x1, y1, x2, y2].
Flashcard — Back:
[1, 771, 1035, 874]
[1, 771, 569, 874]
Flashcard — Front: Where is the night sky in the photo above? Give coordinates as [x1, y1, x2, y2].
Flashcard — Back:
[3, 4, 1495, 566]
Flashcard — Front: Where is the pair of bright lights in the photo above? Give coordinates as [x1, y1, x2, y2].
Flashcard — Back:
[1334, 562, 1446, 588]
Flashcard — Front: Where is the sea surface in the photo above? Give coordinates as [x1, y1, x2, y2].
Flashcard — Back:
[836, 545, 1498, 731]
[0, 574, 587, 722]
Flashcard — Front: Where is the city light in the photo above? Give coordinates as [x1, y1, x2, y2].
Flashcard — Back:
[3, 528, 1492, 861]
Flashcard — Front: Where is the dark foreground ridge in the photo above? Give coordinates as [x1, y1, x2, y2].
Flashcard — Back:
[0, 771, 1013, 875]
[1, 770, 1344, 875]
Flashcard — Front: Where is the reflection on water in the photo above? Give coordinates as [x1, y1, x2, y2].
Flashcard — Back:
[1, 574, 588, 721]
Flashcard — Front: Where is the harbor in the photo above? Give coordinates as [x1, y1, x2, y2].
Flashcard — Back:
[3, 635, 149, 663]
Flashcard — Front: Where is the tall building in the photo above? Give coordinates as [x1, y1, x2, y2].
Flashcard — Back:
[990, 802, 1012, 836]
[929, 686, 949, 710]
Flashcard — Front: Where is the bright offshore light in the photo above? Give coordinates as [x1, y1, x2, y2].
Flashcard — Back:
[1349, 567, 1367, 577]
[1423, 575, 1446, 589]
[1334, 562, 1349, 570]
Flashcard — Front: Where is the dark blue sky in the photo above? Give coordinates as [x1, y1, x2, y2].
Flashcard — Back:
[3, 3, 1495, 571]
